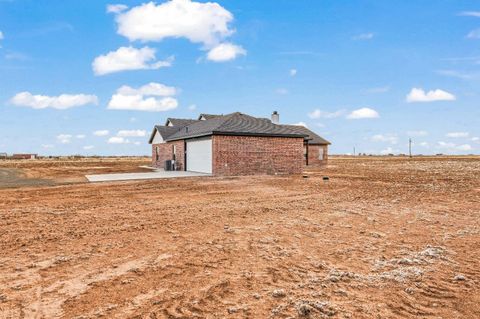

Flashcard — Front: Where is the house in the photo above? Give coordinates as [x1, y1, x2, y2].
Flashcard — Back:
[148, 111, 330, 176]
[11, 153, 38, 160]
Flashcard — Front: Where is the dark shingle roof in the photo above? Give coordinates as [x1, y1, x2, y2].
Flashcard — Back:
[280, 125, 331, 145]
[148, 125, 183, 144]
[166, 112, 308, 141]
[198, 114, 221, 120]
[165, 118, 199, 127]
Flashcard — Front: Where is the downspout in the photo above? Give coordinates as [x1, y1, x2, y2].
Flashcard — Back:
[305, 142, 309, 166]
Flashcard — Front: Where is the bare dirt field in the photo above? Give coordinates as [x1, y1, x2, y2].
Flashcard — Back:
[0, 156, 479, 318]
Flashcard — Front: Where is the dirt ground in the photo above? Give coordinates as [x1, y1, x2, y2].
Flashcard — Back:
[0, 158, 150, 188]
[0, 156, 479, 318]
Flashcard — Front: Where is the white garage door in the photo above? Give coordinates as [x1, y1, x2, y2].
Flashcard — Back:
[186, 137, 212, 174]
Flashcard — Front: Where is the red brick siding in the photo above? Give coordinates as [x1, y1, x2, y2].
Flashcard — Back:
[305, 144, 328, 166]
[212, 135, 304, 176]
[151, 140, 185, 170]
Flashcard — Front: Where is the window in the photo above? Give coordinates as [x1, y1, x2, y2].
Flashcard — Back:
[318, 148, 324, 160]
[155, 147, 159, 161]
[172, 145, 176, 161]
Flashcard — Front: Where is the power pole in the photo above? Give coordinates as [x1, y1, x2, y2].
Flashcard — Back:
[353, 147, 356, 156]
[409, 138, 412, 158]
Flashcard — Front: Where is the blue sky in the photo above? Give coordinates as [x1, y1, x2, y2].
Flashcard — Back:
[1, 0, 479, 156]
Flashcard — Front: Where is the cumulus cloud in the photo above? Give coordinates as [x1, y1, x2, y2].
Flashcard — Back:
[92, 46, 173, 76]
[76, 134, 86, 139]
[10, 92, 98, 110]
[472, 137, 480, 142]
[437, 141, 473, 152]
[353, 33, 374, 40]
[207, 43, 246, 62]
[108, 137, 129, 144]
[93, 130, 109, 137]
[290, 69, 297, 77]
[107, 4, 128, 13]
[57, 134, 72, 144]
[112, 0, 245, 62]
[446, 132, 469, 138]
[406, 88, 455, 103]
[371, 134, 398, 144]
[107, 82, 178, 112]
[407, 130, 428, 137]
[347, 107, 379, 119]
[467, 29, 480, 39]
[308, 109, 345, 119]
[117, 82, 177, 96]
[115, 0, 233, 46]
[117, 130, 147, 137]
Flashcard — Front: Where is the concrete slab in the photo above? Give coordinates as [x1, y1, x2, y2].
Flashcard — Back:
[86, 171, 210, 182]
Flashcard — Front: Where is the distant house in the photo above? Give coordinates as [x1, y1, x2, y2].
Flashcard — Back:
[12, 154, 38, 160]
[148, 112, 330, 176]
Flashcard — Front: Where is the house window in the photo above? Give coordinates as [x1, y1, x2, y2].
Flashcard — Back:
[155, 147, 160, 161]
[172, 145, 176, 161]
[318, 148, 324, 160]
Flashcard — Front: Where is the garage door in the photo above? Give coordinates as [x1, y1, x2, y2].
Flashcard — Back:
[186, 137, 212, 174]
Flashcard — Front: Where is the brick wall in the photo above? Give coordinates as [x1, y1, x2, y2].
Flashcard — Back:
[212, 135, 304, 176]
[306, 144, 328, 166]
[151, 140, 185, 170]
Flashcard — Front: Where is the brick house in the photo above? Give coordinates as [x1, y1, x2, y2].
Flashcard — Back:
[148, 112, 330, 176]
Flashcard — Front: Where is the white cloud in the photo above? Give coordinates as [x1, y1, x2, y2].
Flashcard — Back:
[93, 130, 110, 137]
[207, 43, 246, 62]
[114, 0, 234, 47]
[407, 130, 428, 137]
[371, 134, 398, 144]
[92, 46, 173, 76]
[76, 134, 86, 139]
[419, 142, 429, 147]
[10, 92, 98, 110]
[188, 104, 197, 111]
[457, 144, 473, 151]
[42, 144, 54, 149]
[0, 31, 3, 41]
[290, 69, 297, 77]
[437, 141, 473, 152]
[459, 11, 480, 17]
[406, 88, 456, 103]
[117, 82, 177, 96]
[107, 4, 128, 14]
[117, 130, 147, 137]
[472, 137, 480, 142]
[292, 122, 308, 127]
[467, 28, 480, 39]
[353, 33, 374, 40]
[83, 145, 95, 150]
[380, 147, 399, 155]
[308, 109, 345, 119]
[446, 132, 469, 138]
[347, 107, 380, 119]
[107, 83, 178, 112]
[57, 134, 72, 144]
[108, 137, 129, 144]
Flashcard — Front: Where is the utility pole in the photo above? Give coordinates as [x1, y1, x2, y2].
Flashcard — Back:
[353, 147, 356, 156]
[409, 138, 412, 158]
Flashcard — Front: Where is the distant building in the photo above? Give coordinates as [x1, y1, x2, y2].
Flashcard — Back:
[11, 154, 38, 160]
[0, 153, 7, 160]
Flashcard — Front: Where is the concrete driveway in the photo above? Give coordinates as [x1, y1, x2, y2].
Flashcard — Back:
[86, 170, 210, 182]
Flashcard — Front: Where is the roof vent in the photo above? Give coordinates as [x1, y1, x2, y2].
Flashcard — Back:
[271, 111, 279, 124]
